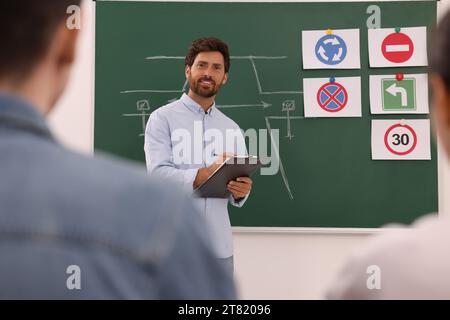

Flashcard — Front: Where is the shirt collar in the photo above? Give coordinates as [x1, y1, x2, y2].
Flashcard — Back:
[0, 92, 55, 142]
[180, 93, 216, 116]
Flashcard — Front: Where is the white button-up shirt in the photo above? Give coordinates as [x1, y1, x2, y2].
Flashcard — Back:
[144, 93, 248, 258]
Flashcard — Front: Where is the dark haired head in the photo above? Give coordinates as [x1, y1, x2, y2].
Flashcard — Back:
[185, 38, 230, 73]
[0, 0, 81, 82]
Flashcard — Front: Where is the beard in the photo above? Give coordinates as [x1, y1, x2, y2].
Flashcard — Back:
[189, 76, 223, 98]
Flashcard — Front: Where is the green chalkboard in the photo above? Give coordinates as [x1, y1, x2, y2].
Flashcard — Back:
[94, 1, 438, 228]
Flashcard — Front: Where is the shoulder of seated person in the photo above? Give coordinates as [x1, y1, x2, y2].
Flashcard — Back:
[350, 213, 445, 264]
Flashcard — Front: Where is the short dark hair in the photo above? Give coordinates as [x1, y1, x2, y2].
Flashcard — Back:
[0, 0, 81, 81]
[185, 37, 230, 73]
[430, 11, 450, 89]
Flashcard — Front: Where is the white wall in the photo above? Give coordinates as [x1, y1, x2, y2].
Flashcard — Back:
[48, 0, 450, 299]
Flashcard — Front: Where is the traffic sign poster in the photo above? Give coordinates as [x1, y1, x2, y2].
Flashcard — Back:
[302, 29, 360, 69]
[303, 77, 361, 118]
[369, 74, 429, 114]
[368, 27, 427, 67]
[371, 119, 431, 160]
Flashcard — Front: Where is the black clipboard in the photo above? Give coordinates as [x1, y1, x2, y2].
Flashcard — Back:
[194, 156, 262, 198]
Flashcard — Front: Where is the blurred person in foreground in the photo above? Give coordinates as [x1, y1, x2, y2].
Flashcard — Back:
[0, 0, 235, 299]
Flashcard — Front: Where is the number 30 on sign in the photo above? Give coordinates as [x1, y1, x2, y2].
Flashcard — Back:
[371, 119, 431, 160]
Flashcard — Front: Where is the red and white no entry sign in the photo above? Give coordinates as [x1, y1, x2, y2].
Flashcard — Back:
[383, 123, 417, 156]
[381, 32, 414, 63]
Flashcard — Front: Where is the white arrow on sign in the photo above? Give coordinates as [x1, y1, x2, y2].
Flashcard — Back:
[332, 47, 343, 61]
[323, 37, 340, 46]
[317, 46, 328, 61]
[386, 83, 407, 106]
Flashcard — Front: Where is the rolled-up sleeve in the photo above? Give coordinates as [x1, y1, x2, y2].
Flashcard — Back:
[229, 193, 249, 207]
[144, 110, 198, 193]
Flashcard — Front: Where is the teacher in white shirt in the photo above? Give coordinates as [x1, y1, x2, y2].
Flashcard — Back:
[144, 37, 252, 274]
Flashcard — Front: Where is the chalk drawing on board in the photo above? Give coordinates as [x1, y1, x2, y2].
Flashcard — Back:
[122, 55, 304, 96]
[217, 101, 272, 109]
[281, 100, 296, 139]
[122, 99, 152, 137]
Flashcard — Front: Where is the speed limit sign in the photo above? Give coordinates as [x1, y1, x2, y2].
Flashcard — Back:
[384, 123, 417, 155]
[371, 120, 431, 160]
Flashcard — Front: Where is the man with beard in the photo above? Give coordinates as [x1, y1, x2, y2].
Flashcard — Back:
[144, 38, 252, 273]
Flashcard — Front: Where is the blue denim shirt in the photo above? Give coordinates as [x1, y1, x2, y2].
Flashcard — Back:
[0, 93, 235, 299]
[144, 94, 249, 259]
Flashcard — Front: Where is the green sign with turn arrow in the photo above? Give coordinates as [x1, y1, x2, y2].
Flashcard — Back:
[381, 78, 416, 111]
